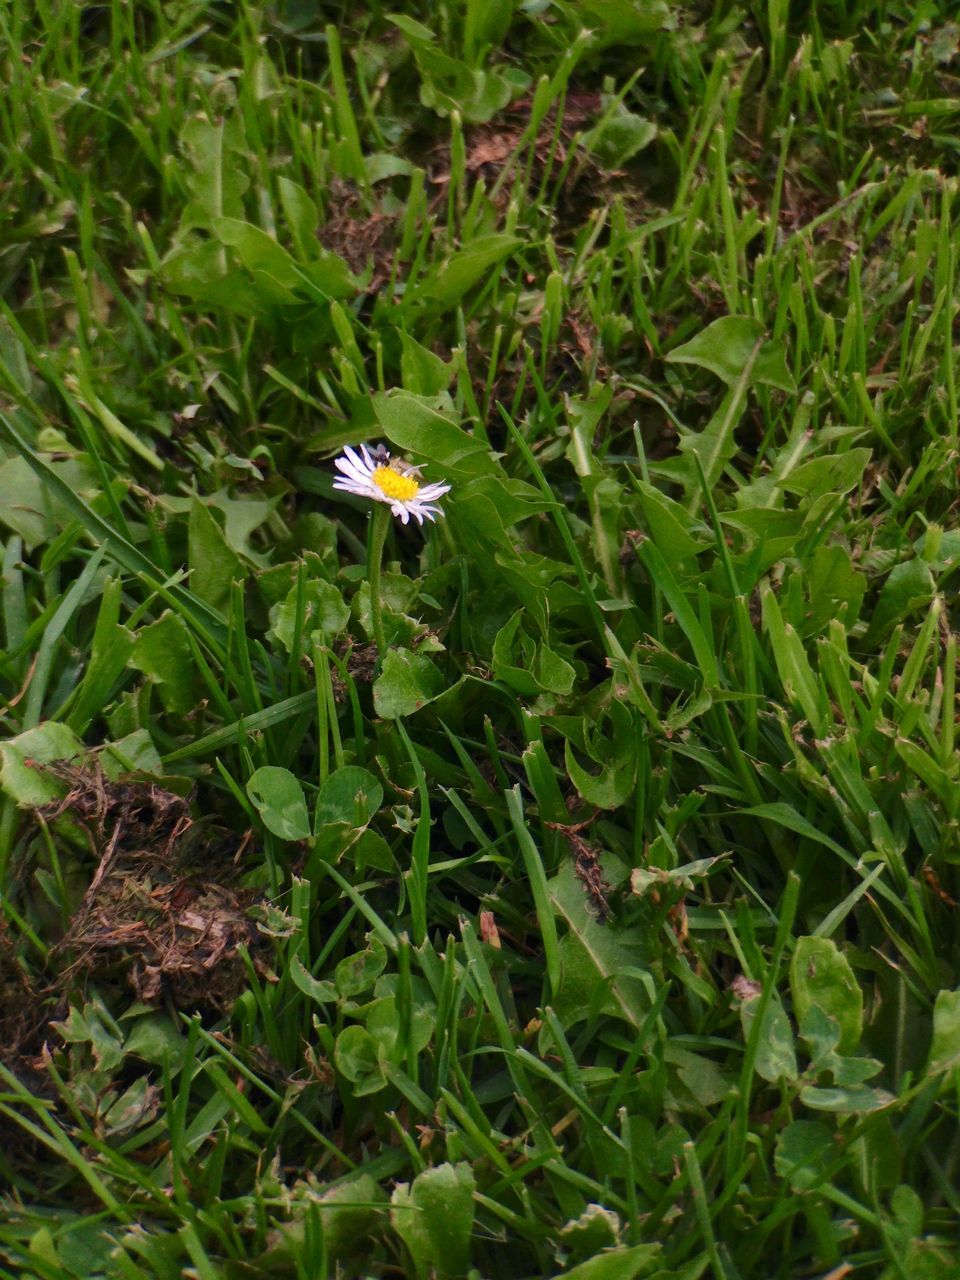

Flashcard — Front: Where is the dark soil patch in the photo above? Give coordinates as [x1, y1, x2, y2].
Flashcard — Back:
[318, 179, 399, 291]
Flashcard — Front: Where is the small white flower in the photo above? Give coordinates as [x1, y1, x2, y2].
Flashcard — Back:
[332, 443, 451, 526]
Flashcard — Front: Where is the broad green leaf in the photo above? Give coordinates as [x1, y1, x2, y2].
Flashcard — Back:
[247, 766, 311, 840]
[0, 455, 100, 550]
[559, 1244, 662, 1280]
[123, 1013, 187, 1069]
[799, 1084, 893, 1112]
[632, 479, 708, 561]
[558, 1205, 621, 1263]
[774, 1120, 835, 1190]
[799, 544, 866, 633]
[666, 316, 795, 392]
[415, 46, 519, 123]
[419, 235, 522, 304]
[366, 994, 434, 1059]
[354, 828, 395, 872]
[371, 391, 494, 478]
[214, 217, 302, 292]
[52, 997, 125, 1071]
[582, 113, 656, 167]
[565, 738, 635, 808]
[452, 474, 553, 557]
[663, 1042, 732, 1110]
[316, 1177, 388, 1259]
[304, 249, 361, 300]
[791, 936, 863, 1053]
[180, 116, 249, 224]
[548, 860, 648, 1029]
[761, 584, 830, 735]
[463, 0, 515, 58]
[388, 13, 437, 42]
[270, 578, 350, 652]
[277, 175, 319, 257]
[334, 1024, 385, 1091]
[268, 1174, 387, 1266]
[207, 490, 278, 563]
[630, 856, 728, 899]
[390, 1163, 475, 1280]
[336, 938, 388, 998]
[491, 611, 539, 694]
[736, 987, 799, 1083]
[0, 722, 84, 806]
[867, 558, 935, 640]
[353, 571, 422, 645]
[373, 648, 445, 718]
[577, 0, 670, 45]
[491, 606, 576, 691]
[189, 497, 245, 614]
[160, 238, 265, 314]
[563, 696, 637, 808]
[102, 729, 163, 778]
[315, 765, 383, 828]
[101, 1076, 159, 1137]
[776, 447, 873, 500]
[289, 956, 338, 1005]
[638, 541, 718, 686]
[400, 332, 454, 396]
[536, 642, 575, 695]
[130, 611, 196, 714]
[365, 151, 415, 182]
[927, 988, 960, 1075]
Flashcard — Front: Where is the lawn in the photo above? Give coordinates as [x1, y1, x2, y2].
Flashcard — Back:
[0, 2, 959, 1277]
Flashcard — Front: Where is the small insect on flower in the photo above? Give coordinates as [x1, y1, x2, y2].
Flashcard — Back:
[332, 443, 451, 526]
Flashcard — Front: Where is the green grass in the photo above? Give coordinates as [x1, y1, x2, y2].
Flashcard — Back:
[0, 1, 959, 1277]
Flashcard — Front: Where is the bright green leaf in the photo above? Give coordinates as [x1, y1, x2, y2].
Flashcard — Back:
[130, 611, 195, 715]
[373, 648, 445, 718]
[189, 497, 245, 614]
[390, 1163, 475, 1280]
[791, 936, 863, 1054]
[0, 722, 84, 807]
[927, 988, 960, 1075]
[315, 765, 383, 828]
[247, 766, 311, 840]
[666, 316, 795, 392]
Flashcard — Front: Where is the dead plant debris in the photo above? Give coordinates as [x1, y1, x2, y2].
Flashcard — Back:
[13, 760, 265, 1025]
[318, 179, 398, 291]
[546, 808, 612, 923]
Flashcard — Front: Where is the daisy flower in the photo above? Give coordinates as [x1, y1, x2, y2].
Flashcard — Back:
[332, 443, 451, 525]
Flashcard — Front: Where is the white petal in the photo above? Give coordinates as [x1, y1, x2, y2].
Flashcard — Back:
[338, 485, 378, 503]
[418, 483, 451, 500]
[333, 473, 374, 492]
[334, 456, 370, 484]
[344, 445, 373, 475]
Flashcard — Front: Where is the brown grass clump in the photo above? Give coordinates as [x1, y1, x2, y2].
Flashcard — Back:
[34, 761, 262, 1006]
[0, 761, 265, 1070]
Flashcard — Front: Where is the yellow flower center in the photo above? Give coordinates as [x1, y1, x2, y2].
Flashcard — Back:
[372, 465, 420, 502]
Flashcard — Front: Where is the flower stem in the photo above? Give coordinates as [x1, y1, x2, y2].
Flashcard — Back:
[367, 503, 391, 655]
